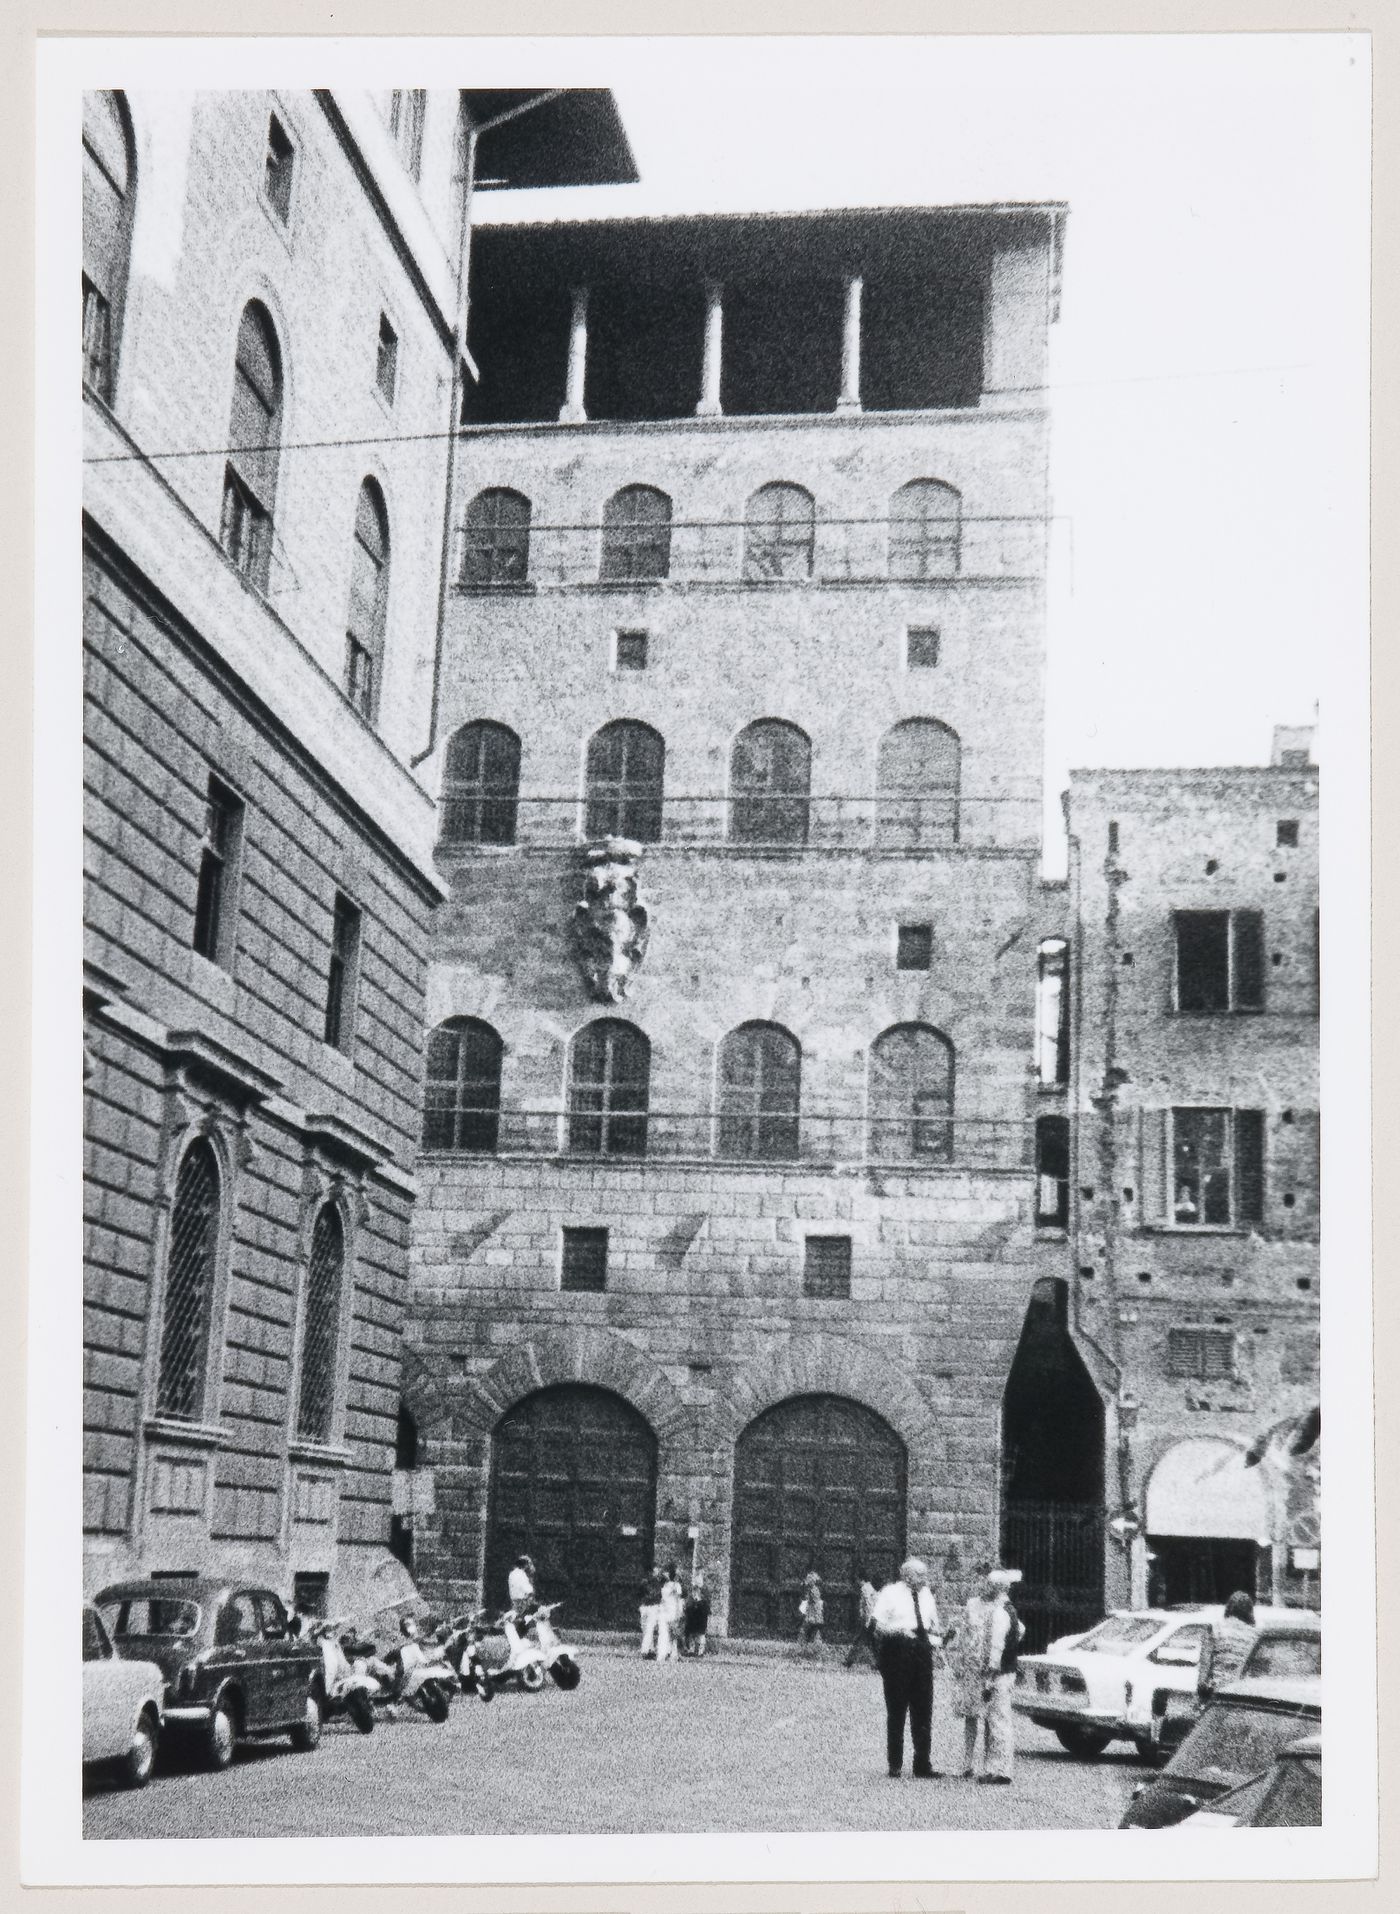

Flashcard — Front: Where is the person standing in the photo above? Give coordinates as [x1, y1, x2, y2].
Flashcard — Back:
[658, 1562, 685, 1662]
[948, 1565, 1024, 1783]
[638, 1566, 663, 1658]
[798, 1570, 825, 1652]
[871, 1557, 943, 1778]
[1201, 1590, 1258, 1695]
[844, 1567, 880, 1668]
[683, 1570, 711, 1657]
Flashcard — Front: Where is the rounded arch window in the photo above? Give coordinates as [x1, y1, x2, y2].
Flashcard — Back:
[346, 478, 389, 721]
[462, 487, 531, 588]
[422, 1017, 504, 1153]
[440, 720, 521, 846]
[221, 301, 284, 592]
[156, 1138, 221, 1420]
[295, 1205, 346, 1444]
[568, 1019, 650, 1158]
[584, 720, 665, 843]
[868, 1023, 954, 1163]
[601, 485, 672, 581]
[876, 718, 961, 846]
[889, 479, 962, 579]
[729, 720, 811, 845]
[744, 482, 816, 581]
[717, 1021, 801, 1160]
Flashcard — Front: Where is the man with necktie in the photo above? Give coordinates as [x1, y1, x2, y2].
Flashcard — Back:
[870, 1556, 943, 1778]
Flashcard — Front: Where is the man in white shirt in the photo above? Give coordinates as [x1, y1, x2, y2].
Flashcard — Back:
[505, 1554, 536, 1645]
[871, 1557, 943, 1778]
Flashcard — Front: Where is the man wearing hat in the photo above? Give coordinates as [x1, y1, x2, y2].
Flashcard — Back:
[870, 1557, 944, 1778]
[948, 1564, 1024, 1782]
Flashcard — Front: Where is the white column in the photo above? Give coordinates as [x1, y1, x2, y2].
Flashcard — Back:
[836, 274, 863, 413]
[560, 285, 589, 424]
[696, 281, 723, 417]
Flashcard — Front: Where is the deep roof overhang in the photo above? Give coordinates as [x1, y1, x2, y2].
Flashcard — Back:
[462, 89, 638, 190]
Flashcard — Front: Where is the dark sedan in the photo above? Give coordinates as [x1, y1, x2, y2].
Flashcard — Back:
[94, 1579, 324, 1770]
[1121, 1676, 1321, 1829]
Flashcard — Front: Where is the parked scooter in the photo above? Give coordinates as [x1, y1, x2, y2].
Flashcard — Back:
[528, 1601, 582, 1690]
[308, 1619, 379, 1733]
[472, 1607, 548, 1694]
[361, 1618, 454, 1723]
[439, 1612, 497, 1702]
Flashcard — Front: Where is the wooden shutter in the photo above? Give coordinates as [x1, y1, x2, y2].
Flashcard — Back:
[1138, 1108, 1168, 1224]
[1235, 1108, 1265, 1224]
[1232, 910, 1265, 1011]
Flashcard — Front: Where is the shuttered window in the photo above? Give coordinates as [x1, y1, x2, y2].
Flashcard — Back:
[1173, 910, 1265, 1013]
[1140, 1108, 1267, 1228]
[1166, 1327, 1236, 1380]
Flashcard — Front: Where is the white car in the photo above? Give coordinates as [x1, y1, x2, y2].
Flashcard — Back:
[82, 1602, 165, 1789]
[1013, 1608, 1223, 1761]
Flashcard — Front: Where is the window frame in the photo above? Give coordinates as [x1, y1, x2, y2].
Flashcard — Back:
[292, 1201, 349, 1448]
[438, 720, 522, 847]
[567, 1019, 651, 1159]
[222, 302, 283, 593]
[716, 1021, 802, 1162]
[1172, 909, 1266, 1015]
[888, 479, 962, 580]
[728, 719, 812, 847]
[743, 482, 816, 582]
[600, 485, 673, 583]
[867, 1022, 955, 1165]
[461, 488, 532, 590]
[323, 892, 362, 1053]
[191, 773, 245, 971]
[421, 1017, 504, 1154]
[561, 1225, 609, 1294]
[584, 720, 665, 844]
[1167, 1106, 1266, 1229]
[875, 718, 961, 848]
[803, 1235, 853, 1300]
[153, 1136, 224, 1424]
[345, 478, 390, 724]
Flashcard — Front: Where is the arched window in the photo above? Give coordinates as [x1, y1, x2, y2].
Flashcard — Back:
[889, 479, 962, 579]
[156, 1138, 220, 1420]
[82, 90, 135, 400]
[601, 485, 672, 582]
[744, 482, 816, 581]
[440, 721, 521, 846]
[868, 1024, 954, 1163]
[221, 302, 283, 592]
[730, 720, 811, 845]
[346, 479, 389, 721]
[568, 1020, 650, 1158]
[876, 718, 961, 846]
[295, 1205, 345, 1444]
[462, 487, 531, 588]
[422, 1018, 504, 1152]
[585, 720, 664, 843]
[718, 1022, 801, 1160]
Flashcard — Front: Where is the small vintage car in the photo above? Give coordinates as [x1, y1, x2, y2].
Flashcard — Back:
[1119, 1676, 1322, 1828]
[82, 1603, 165, 1789]
[1013, 1608, 1220, 1760]
[93, 1579, 324, 1770]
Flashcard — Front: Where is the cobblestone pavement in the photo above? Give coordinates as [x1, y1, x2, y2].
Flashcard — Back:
[83, 1649, 1151, 1838]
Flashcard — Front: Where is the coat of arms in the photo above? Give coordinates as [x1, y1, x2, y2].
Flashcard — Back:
[571, 839, 651, 1002]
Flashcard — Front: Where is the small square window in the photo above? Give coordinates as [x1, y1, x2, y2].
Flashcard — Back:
[896, 923, 933, 971]
[906, 626, 941, 669]
[561, 1226, 608, 1293]
[263, 113, 295, 224]
[804, 1236, 852, 1299]
[1277, 819, 1299, 848]
[375, 314, 399, 405]
[615, 630, 649, 672]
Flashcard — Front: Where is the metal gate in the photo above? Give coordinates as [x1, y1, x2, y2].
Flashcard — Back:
[731, 1394, 906, 1639]
[484, 1385, 657, 1628]
[1001, 1501, 1106, 1653]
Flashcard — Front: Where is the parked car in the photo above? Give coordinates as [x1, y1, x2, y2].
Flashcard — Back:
[1151, 1607, 1321, 1759]
[1014, 1608, 1220, 1759]
[82, 1603, 164, 1790]
[1172, 1732, 1322, 1829]
[94, 1579, 324, 1770]
[1119, 1676, 1321, 1828]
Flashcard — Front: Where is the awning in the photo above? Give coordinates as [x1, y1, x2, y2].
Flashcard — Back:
[1145, 1437, 1271, 1541]
[462, 90, 638, 190]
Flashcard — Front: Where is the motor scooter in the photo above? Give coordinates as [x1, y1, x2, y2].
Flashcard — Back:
[528, 1601, 582, 1690]
[439, 1612, 496, 1702]
[309, 1618, 379, 1733]
[354, 1620, 454, 1723]
[471, 1608, 548, 1694]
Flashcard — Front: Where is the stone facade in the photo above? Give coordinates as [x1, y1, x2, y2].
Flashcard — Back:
[404, 205, 1067, 1635]
[1061, 744, 1321, 1610]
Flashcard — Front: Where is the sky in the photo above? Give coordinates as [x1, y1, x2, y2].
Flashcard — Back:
[472, 35, 1369, 868]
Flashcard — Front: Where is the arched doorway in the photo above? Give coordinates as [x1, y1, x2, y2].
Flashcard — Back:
[730, 1394, 906, 1639]
[484, 1386, 658, 1628]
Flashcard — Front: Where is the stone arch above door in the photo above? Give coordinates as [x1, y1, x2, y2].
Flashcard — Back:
[707, 1334, 939, 1457]
[405, 1326, 691, 1445]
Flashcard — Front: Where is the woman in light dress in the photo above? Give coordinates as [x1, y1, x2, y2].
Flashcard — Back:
[944, 1565, 1025, 1782]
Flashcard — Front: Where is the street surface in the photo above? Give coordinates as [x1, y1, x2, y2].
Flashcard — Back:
[84, 1648, 1150, 1838]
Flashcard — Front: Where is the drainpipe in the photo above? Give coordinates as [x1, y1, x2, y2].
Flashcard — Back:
[412, 90, 566, 772]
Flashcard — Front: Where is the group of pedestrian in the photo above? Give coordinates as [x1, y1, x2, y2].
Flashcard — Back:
[639, 1563, 710, 1661]
[868, 1557, 1026, 1783]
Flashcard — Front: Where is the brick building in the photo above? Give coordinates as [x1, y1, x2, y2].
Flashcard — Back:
[1056, 728, 1320, 1616]
[81, 87, 633, 1611]
[403, 203, 1071, 1638]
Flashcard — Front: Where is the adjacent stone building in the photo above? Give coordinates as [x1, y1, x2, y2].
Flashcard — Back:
[81, 86, 634, 1611]
[1059, 728, 1321, 1614]
[404, 203, 1071, 1638]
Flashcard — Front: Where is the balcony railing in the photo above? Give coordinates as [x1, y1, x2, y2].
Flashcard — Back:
[453, 512, 1048, 594]
[436, 791, 1045, 854]
[420, 1107, 1034, 1172]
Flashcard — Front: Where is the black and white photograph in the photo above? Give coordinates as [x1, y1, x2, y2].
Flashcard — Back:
[22, 24, 1374, 1889]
